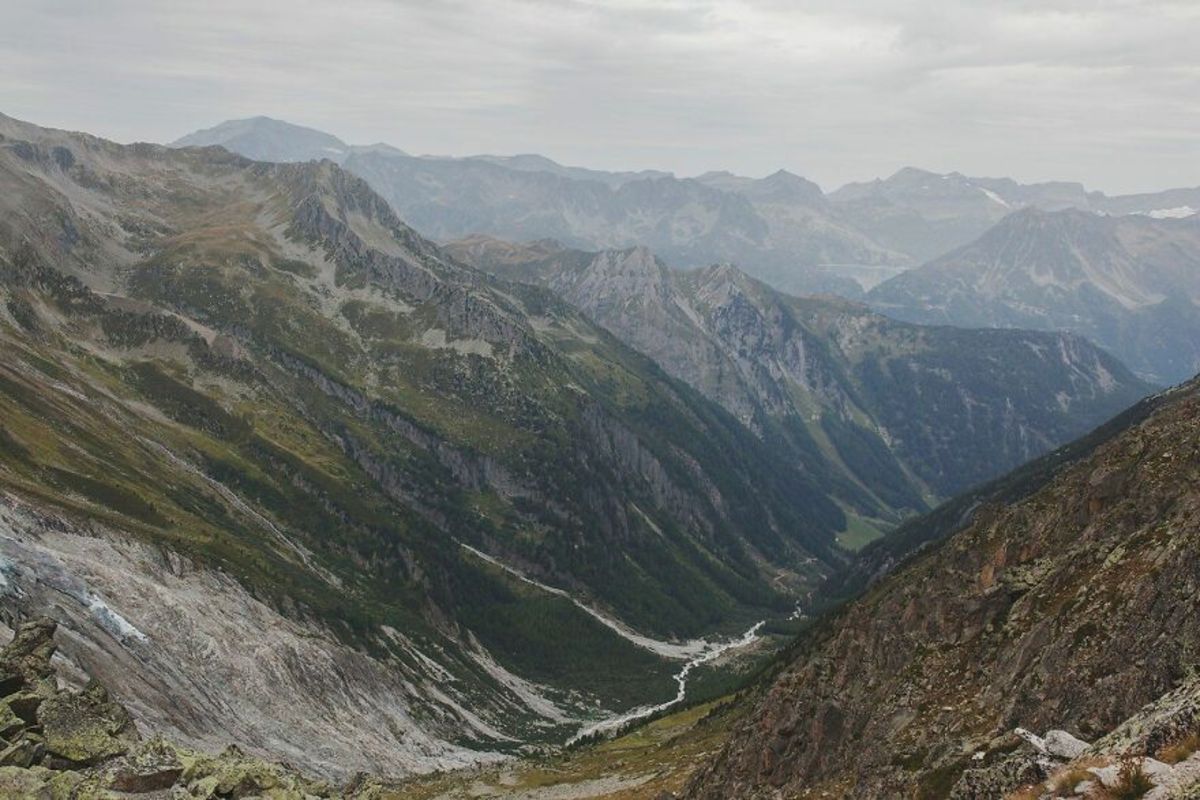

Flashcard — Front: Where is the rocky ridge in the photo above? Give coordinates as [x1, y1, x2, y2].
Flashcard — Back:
[449, 237, 1152, 529]
[683, 374, 1200, 798]
[868, 207, 1200, 384]
[172, 118, 907, 297]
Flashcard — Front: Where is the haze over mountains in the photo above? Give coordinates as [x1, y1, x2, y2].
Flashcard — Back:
[5, 0, 1200, 794]
[0, 98, 1195, 800]
[173, 119, 1200, 387]
[175, 117, 1200, 289]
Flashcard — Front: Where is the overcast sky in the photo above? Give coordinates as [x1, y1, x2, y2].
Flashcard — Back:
[3, 0, 1198, 193]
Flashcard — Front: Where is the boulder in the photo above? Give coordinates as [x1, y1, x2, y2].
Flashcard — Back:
[0, 764, 82, 799]
[4, 691, 43, 724]
[0, 618, 57, 694]
[108, 762, 183, 793]
[1014, 727, 1048, 754]
[105, 740, 185, 793]
[950, 750, 1048, 799]
[1043, 730, 1090, 760]
[39, 680, 138, 766]
[0, 735, 44, 768]
[1089, 763, 1122, 788]
[0, 701, 24, 739]
[0, 669, 22, 697]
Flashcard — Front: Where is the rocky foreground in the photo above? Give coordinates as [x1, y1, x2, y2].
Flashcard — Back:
[0, 616, 392, 799]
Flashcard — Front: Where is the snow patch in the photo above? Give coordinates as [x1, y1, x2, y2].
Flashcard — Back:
[977, 186, 1012, 208]
[1141, 206, 1198, 219]
[85, 592, 148, 643]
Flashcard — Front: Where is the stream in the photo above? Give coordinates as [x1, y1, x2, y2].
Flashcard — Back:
[566, 620, 765, 745]
[458, 543, 769, 744]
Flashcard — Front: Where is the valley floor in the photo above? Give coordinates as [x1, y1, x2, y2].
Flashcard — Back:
[388, 698, 746, 799]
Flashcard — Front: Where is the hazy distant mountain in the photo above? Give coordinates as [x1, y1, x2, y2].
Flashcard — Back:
[449, 236, 1151, 534]
[695, 169, 828, 206]
[174, 120, 1200, 303]
[832, 166, 1200, 262]
[1096, 185, 1200, 217]
[830, 168, 1088, 262]
[869, 207, 1200, 384]
[171, 116, 368, 162]
[470, 153, 672, 187]
[173, 118, 909, 296]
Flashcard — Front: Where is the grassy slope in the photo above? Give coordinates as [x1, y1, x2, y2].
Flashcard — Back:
[0, 119, 860, 741]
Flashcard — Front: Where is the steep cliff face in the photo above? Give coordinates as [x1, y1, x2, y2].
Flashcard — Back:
[0, 114, 861, 776]
[684, 376, 1200, 799]
[450, 238, 1152, 534]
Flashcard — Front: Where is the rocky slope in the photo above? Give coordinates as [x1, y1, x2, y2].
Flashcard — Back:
[683, 374, 1200, 799]
[0, 614, 437, 798]
[869, 208, 1200, 384]
[449, 237, 1152, 534]
[0, 112, 863, 777]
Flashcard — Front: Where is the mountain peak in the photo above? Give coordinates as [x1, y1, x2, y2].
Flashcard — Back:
[171, 117, 351, 163]
[887, 165, 942, 183]
[741, 169, 826, 206]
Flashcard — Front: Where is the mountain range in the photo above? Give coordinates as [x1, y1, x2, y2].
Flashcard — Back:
[0, 111, 869, 777]
[174, 118, 906, 297]
[447, 237, 1151, 538]
[0, 109, 1196, 799]
[869, 208, 1200, 384]
[175, 117, 1200, 301]
[0, 110, 1161, 782]
[832, 166, 1200, 263]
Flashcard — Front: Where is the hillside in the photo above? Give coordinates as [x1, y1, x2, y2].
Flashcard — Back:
[0, 112, 860, 777]
[684, 375, 1200, 798]
[869, 207, 1200, 384]
[448, 237, 1152, 536]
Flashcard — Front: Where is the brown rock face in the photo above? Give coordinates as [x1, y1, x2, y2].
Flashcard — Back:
[686, 378, 1200, 798]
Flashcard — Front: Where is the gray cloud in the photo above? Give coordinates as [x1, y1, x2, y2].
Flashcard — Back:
[2, 0, 1197, 193]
